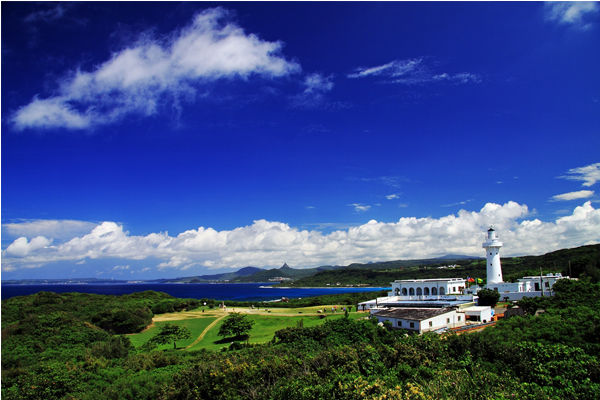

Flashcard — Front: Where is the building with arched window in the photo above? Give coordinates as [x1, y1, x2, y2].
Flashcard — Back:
[388, 277, 466, 300]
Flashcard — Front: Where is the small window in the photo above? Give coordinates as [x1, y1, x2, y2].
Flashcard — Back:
[398, 321, 402, 327]
[410, 322, 415, 328]
[458, 316, 461, 322]
[446, 318, 450, 323]
[545, 282, 550, 287]
[429, 321, 432, 327]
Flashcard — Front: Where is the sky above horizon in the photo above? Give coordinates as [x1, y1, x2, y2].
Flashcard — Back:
[2, 2, 600, 280]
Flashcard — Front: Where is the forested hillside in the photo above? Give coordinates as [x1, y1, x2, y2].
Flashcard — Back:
[287, 243, 600, 287]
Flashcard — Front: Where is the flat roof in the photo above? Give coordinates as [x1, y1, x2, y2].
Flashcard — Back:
[393, 278, 466, 283]
[374, 308, 452, 321]
[464, 306, 490, 312]
[379, 299, 473, 308]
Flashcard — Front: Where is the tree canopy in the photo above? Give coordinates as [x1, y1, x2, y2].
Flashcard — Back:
[477, 288, 501, 307]
[218, 312, 255, 339]
[146, 323, 191, 349]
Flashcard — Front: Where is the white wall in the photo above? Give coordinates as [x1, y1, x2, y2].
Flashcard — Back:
[374, 310, 465, 334]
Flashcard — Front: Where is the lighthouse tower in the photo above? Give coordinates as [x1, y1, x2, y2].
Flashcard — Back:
[482, 227, 503, 285]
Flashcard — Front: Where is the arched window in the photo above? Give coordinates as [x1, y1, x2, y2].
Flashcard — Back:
[431, 287, 437, 295]
[424, 287, 430, 295]
[402, 288, 407, 295]
[416, 287, 422, 296]
[409, 288, 415, 295]
[395, 287, 400, 295]
[439, 287, 446, 295]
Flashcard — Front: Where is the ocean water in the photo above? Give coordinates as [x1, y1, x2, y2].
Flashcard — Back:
[0, 283, 390, 302]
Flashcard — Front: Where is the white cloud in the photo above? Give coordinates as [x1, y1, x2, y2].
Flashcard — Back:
[303, 73, 334, 93]
[289, 73, 335, 109]
[544, 1, 600, 29]
[559, 162, 600, 187]
[2, 219, 99, 242]
[348, 57, 481, 85]
[348, 58, 424, 79]
[386, 194, 400, 200]
[12, 8, 301, 130]
[552, 190, 595, 201]
[441, 200, 474, 208]
[3, 236, 53, 257]
[2, 201, 599, 273]
[24, 4, 68, 23]
[359, 176, 407, 188]
[349, 204, 371, 213]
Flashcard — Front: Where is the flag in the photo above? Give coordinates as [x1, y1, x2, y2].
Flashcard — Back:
[477, 278, 483, 284]
[467, 276, 475, 283]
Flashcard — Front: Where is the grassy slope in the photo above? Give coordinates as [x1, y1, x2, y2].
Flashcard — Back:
[128, 317, 218, 350]
[129, 305, 365, 352]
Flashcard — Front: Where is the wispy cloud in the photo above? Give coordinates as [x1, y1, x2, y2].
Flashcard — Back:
[559, 162, 600, 187]
[348, 57, 481, 85]
[2, 219, 99, 242]
[349, 203, 371, 213]
[3, 201, 599, 272]
[12, 8, 301, 130]
[552, 190, 595, 201]
[544, 1, 600, 30]
[359, 176, 408, 188]
[441, 200, 473, 208]
[386, 194, 401, 200]
[24, 4, 70, 23]
[289, 73, 342, 110]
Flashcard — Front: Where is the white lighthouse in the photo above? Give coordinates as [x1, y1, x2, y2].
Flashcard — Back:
[482, 227, 503, 285]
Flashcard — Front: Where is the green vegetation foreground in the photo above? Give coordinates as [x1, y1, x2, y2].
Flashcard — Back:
[2, 280, 600, 399]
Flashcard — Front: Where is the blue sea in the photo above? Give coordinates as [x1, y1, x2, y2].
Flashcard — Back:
[0, 283, 390, 302]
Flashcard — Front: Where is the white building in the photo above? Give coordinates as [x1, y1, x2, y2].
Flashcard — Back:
[372, 308, 466, 334]
[389, 278, 467, 297]
[463, 306, 493, 323]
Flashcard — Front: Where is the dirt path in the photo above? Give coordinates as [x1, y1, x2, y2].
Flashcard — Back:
[185, 314, 227, 349]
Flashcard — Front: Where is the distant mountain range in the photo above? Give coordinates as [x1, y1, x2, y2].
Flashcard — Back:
[5, 245, 598, 287]
[154, 254, 484, 284]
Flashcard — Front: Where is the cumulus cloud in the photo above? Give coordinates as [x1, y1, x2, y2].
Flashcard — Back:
[552, 190, 595, 201]
[348, 57, 481, 85]
[2, 201, 599, 273]
[3, 236, 53, 258]
[559, 162, 600, 187]
[544, 1, 600, 30]
[12, 7, 301, 130]
[386, 194, 400, 200]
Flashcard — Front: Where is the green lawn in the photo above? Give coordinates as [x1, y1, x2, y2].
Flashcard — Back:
[129, 316, 218, 350]
[128, 306, 366, 352]
[188, 311, 363, 352]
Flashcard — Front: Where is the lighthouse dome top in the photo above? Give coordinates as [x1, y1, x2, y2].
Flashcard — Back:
[487, 226, 495, 232]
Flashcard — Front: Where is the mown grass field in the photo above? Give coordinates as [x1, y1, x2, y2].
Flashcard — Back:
[128, 316, 218, 350]
[129, 305, 367, 351]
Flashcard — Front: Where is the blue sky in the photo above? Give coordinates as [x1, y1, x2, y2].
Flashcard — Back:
[2, 2, 599, 280]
